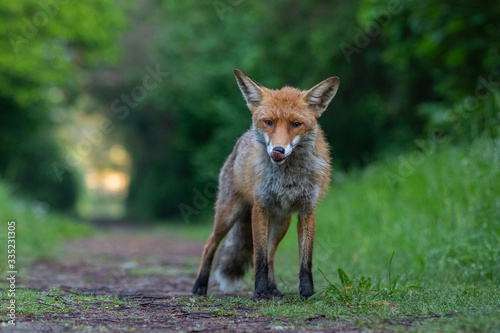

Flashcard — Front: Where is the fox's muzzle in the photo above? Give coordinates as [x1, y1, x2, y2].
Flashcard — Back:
[270, 146, 285, 162]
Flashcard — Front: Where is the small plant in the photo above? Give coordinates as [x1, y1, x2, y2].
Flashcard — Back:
[317, 252, 420, 307]
[211, 308, 239, 317]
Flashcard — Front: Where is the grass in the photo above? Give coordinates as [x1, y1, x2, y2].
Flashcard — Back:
[173, 137, 499, 286]
[0, 182, 93, 275]
[172, 137, 500, 331]
[257, 137, 499, 286]
[0, 287, 137, 321]
[301, 136, 500, 285]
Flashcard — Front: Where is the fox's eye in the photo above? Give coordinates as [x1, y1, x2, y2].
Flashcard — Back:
[264, 120, 274, 127]
[291, 122, 302, 129]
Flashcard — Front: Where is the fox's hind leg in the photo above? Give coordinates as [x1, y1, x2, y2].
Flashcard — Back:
[267, 214, 291, 297]
[193, 197, 246, 296]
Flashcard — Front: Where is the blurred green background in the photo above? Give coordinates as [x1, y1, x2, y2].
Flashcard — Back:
[0, 0, 498, 220]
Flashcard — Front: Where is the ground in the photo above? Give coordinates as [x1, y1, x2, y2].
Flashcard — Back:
[5, 227, 367, 332]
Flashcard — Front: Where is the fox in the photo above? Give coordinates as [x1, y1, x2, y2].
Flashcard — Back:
[192, 69, 340, 299]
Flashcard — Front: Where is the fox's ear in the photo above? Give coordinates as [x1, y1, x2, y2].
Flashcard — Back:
[234, 69, 264, 109]
[304, 76, 340, 116]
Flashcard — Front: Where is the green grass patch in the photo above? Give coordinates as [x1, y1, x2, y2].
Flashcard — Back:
[168, 137, 500, 331]
[266, 137, 500, 286]
[0, 287, 137, 320]
[411, 307, 500, 333]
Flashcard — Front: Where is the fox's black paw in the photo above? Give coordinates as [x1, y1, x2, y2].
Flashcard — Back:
[299, 289, 314, 300]
[192, 285, 207, 296]
[270, 288, 284, 298]
[253, 289, 271, 300]
[299, 273, 314, 300]
[192, 279, 208, 296]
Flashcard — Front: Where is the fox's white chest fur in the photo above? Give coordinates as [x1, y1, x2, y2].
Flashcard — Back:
[254, 130, 327, 214]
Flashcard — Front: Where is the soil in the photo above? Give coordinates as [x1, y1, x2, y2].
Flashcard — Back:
[6, 227, 369, 332]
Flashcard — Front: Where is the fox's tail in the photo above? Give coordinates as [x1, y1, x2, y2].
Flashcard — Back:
[214, 215, 253, 292]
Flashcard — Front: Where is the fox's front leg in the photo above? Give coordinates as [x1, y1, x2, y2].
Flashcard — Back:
[252, 203, 271, 299]
[297, 210, 316, 300]
[267, 214, 292, 297]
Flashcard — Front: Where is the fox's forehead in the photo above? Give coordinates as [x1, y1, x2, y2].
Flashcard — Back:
[262, 86, 306, 107]
[257, 87, 315, 120]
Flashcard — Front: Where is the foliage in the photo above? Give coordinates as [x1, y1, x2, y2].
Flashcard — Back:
[1, 1, 498, 218]
[0, 1, 127, 210]
[360, 0, 500, 142]
[94, 0, 394, 218]
[90, 0, 500, 219]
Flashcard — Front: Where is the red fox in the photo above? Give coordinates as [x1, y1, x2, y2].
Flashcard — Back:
[193, 70, 339, 299]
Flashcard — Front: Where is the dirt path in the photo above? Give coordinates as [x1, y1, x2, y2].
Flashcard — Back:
[11, 227, 364, 332]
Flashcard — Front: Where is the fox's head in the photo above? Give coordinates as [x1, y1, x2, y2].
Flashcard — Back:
[234, 70, 339, 164]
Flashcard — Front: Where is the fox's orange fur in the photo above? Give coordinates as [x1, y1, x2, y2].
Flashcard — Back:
[193, 70, 339, 299]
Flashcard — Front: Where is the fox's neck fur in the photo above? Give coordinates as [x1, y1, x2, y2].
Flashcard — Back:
[252, 126, 329, 215]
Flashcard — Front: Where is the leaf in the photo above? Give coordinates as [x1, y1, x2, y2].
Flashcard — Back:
[338, 268, 351, 288]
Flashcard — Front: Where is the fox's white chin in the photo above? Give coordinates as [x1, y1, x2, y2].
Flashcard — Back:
[270, 157, 286, 165]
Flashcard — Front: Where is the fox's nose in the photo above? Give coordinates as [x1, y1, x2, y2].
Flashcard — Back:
[270, 146, 286, 163]
[272, 146, 285, 154]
